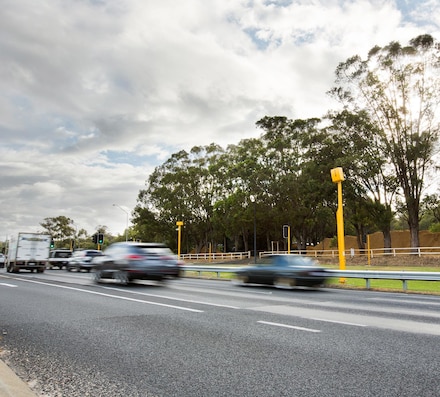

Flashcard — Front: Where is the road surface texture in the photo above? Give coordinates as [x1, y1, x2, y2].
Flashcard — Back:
[1, 269, 439, 396]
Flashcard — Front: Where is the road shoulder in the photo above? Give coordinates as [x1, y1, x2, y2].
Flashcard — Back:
[0, 359, 37, 397]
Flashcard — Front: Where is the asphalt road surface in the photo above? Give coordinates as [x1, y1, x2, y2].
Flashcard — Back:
[1, 269, 439, 397]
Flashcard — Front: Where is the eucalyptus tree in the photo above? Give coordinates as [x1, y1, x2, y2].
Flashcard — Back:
[40, 216, 75, 246]
[217, 138, 267, 252]
[329, 34, 440, 249]
[256, 116, 334, 251]
[326, 110, 398, 249]
[136, 143, 226, 253]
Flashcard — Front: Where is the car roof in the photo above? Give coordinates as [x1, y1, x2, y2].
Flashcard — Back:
[111, 242, 168, 247]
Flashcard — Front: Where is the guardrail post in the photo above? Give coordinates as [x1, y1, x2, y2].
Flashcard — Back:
[366, 278, 371, 289]
[402, 280, 408, 291]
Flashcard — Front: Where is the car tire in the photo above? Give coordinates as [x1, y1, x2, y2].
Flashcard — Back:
[94, 270, 103, 283]
[233, 274, 249, 286]
[274, 277, 295, 288]
[114, 271, 129, 285]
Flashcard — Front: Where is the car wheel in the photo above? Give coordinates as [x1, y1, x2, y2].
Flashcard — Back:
[233, 274, 249, 286]
[114, 271, 129, 285]
[94, 270, 103, 283]
[274, 277, 295, 288]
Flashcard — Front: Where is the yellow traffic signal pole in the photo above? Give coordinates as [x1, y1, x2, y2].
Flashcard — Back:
[331, 167, 346, 283]
[287, 225, 291, 254]
[176, 221, 184, 259]
[367, 234, 371, 266]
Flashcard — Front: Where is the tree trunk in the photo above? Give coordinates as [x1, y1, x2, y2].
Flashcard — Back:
[407, 199, 420, 251]
[382, 227, 392, 254]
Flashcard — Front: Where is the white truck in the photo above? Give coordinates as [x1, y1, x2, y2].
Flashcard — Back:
[6, 232, 51, 273]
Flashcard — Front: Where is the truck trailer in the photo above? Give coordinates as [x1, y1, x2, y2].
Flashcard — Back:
[6, 233, 51, 273]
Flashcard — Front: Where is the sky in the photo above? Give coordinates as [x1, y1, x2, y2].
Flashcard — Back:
[1, 0, 439, 241]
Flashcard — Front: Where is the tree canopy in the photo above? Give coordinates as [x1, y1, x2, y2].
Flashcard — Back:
[132, 34, 440, 254]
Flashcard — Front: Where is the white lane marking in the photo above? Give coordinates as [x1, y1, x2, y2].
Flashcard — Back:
[368, 297, 440, 306]
[101, 286, 240, 309]
[258, 320, 321, 333]
[7, 278, 203, 313]
[0, 283, 17, 288]
[309, 317, 367, 327]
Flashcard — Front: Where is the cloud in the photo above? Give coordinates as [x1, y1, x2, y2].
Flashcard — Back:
[0, 0, 438, 239]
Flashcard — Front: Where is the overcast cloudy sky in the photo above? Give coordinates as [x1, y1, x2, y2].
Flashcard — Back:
[1, 0, 439, 240]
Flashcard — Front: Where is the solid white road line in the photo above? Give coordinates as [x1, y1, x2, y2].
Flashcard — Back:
[258, 320, 321, 333]
[5, 278, 204, 313]
[102, 286, 240, 309]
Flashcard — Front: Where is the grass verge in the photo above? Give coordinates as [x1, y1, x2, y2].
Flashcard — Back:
[182, 264, 440, 295]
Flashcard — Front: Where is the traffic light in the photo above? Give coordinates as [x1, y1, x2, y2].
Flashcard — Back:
[282, 225, 290, 239]
[98, 233, 104, 244]
[92, 234, 98, 244]
[50, 239, 55, 249]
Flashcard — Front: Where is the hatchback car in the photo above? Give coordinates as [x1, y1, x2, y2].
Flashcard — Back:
[0, 253, 5, 268]
[234, 254, 328, 288]
[66, 249, 103, 272]
[92, 242, 181, 285]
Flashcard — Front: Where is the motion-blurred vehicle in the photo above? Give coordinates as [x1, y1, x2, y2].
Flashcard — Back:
[66, 249, 103, 272]
[234, 254, 328, 288]
[92, 242, 181, 285]
[0, 253, 5, 268]
[6, 232, 51, 273]
[46, 249, 72, 269]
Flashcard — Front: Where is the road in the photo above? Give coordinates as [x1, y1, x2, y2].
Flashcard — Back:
[0, 269, 439, 397]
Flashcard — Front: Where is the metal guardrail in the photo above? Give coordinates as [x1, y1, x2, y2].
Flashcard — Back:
[180, 265, 440, 291]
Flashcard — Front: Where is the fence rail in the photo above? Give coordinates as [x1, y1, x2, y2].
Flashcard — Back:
[180, 265, 440, 291]
[179, 247, 440, 262]
[180, 252, 250, 261]
[263, 246, 440, 258]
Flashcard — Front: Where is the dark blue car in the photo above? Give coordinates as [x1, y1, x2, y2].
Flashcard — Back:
[234, 254, 328, 288]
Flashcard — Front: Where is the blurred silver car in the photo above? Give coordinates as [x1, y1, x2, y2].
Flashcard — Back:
[0, 253, 5, 268]
[92, 242, 181, 285]
[66, 249, 103, 272]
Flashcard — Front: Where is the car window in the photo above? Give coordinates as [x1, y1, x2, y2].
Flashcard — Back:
[137, 246, 173, 256]
[259, 256, 300, 266]
[287, 256, 316, 267]
[54, 251, 72, 258]
[87, 251, 103, 256]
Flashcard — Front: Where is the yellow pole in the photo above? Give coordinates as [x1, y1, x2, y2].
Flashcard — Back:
[176, 221, 183, 259]
[336, 181, 346, 279]
[367, 234, 371, 266]
[287, 226, 291, 254]
[331, 167, 346, 283]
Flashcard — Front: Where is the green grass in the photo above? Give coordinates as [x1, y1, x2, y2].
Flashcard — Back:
[328, 278, 440, 294]
[183, 264, 440, 295]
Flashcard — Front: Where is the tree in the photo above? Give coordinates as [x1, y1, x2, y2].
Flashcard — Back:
[329, 34, 440, 249]
[326, 110, 397, 249]
[256, 116, 336, 251]
[40, 216, 75, 247]
[137, 143, 226, 253]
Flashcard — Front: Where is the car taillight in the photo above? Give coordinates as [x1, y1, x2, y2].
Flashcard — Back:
[126, 254, 144, 260]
